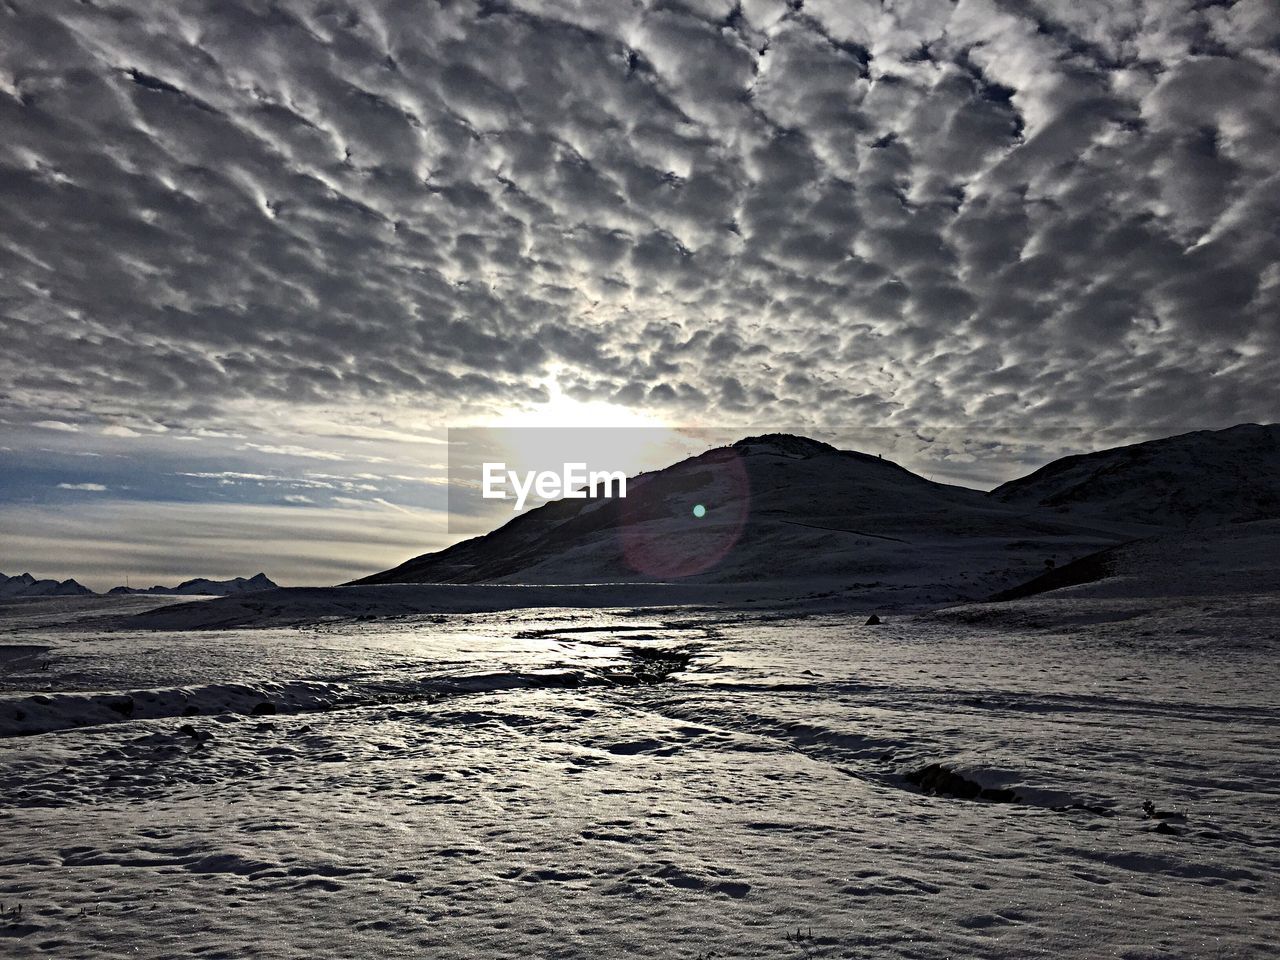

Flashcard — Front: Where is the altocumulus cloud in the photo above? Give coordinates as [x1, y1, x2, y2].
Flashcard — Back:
[0, 0, 1277, 445]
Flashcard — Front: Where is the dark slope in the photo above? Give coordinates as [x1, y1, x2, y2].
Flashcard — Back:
[990, 423, 1280, 527]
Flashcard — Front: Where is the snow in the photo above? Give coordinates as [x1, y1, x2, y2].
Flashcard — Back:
[3, 530, 1278, 958]
[4, 424, 1279, 957]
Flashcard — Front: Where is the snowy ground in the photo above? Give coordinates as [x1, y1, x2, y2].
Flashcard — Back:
[1, 588, 1277, 959]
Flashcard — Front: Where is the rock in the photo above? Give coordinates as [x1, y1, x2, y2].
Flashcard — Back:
[1141, 799, 1184, 820]
[905, 763, 1017, 803]
[250, 701, 277, 716]
[865, 614, 881, 625]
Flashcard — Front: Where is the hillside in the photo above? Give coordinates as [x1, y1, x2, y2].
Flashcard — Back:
[990, 423, 1280, 526]
[351, 434, 1117, 607]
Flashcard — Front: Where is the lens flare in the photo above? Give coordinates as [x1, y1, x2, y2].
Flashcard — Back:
[619, 448, 749, 579]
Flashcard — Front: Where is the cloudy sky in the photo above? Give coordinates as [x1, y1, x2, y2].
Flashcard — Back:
[2, 0, 1277, 588]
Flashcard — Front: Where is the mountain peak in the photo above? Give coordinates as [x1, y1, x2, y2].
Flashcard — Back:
[351, 427, 1044, 593]
[731, 434, 838, 458]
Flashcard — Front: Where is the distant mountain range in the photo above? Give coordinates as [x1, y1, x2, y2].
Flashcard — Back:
[107, 573, 278, 596]
[0, 572, 94, 598]
[0, 571, 277, 599]
[350, 424, 1280, 607]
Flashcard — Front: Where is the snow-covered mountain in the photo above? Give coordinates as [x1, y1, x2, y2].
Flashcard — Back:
[990, 423, 1280, 527]
[0, 572, 94, 598]
[2, 571, 278, 599]
[352, 434, 1118, 606]
[108, 573, 278, 596]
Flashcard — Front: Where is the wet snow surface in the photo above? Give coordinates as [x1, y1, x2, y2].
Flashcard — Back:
[2, 594, 1277, 958]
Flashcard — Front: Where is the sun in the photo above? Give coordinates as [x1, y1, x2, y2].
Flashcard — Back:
[467, 375, 702, 488]
[493, 379, 668, 430]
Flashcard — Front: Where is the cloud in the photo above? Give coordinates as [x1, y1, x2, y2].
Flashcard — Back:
[57, 482, 107, 491]
[239, 443, 350, 462]
[1, 0, 1274, 446]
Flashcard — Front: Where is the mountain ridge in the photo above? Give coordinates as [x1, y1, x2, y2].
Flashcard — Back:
[1, 572, 278, 598]
[352, 423, 1278, 603]
[0, 572, 93, 598]
[990, 423, 1280, 527]
[350, 434, 1115, 605]
[107, 573, 278, 596]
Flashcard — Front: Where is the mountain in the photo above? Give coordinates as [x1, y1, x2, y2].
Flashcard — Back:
[0, 572, 94, 598]
[108, 573, 278, 596]
[351, 434, 1118, 607]
[990, 423, 1280, 527]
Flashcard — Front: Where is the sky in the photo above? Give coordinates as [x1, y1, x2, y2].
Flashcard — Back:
[1, 0, 1277, 589]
